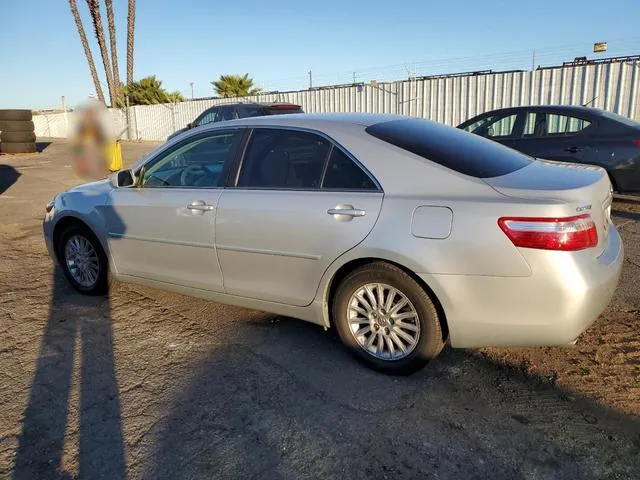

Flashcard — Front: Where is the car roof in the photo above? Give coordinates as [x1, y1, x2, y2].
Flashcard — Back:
[470, 104, 602, 116]
[201, 112, 405, 129]
[207, 101, 301, 108]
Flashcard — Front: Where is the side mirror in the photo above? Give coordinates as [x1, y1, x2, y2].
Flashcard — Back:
[113, 169, 134, 187]
[187, 122, 194, 129]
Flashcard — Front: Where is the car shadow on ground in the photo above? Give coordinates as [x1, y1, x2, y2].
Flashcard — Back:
[11, 268, 126, 480]
[142, 316, 640, 480]
[0, 165, 20, 195]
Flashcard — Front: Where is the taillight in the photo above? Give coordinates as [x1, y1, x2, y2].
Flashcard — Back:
[498, 214, 598, 251]
[632, 139, 640, 148]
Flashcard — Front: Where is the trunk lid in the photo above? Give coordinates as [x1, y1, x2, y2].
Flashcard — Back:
[484, 159, 613, 257]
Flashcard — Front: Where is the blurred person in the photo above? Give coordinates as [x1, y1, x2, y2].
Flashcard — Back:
[70, 100, 110, 180]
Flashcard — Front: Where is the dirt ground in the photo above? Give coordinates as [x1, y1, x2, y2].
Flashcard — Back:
[0, 139, 639, 480]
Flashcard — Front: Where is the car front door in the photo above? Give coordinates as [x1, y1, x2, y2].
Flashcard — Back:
[215, 127, 384, 306]
[511, 110, 594, 162]
[105, 128, 245, 291]
[460, 111, 524, 149]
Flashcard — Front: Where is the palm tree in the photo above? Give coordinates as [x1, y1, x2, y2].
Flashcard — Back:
[105, 0, 121, 106]
[86, 0, 116, 106]
[68, 0, 105, 104]
[212, 74, 262, 98]
[126, 0, 135, 86]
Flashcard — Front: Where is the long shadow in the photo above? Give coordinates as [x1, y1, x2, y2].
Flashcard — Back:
[146, 317, 640, 479]
[0, 165, 21, 195]
[13, 204, 125, 479]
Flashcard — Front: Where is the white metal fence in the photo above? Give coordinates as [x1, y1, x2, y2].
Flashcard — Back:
[33, 60, 640, 141]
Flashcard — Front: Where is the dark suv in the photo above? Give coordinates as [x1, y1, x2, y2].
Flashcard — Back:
[167, 102, 303, 140]
[458, 105, 640, 193]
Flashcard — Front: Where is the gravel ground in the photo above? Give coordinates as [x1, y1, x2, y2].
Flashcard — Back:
[0, 139, 639, 480]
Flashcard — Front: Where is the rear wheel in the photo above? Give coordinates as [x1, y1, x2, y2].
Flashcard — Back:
[57, 224, 109, 295]
[332, 262, 444, 375]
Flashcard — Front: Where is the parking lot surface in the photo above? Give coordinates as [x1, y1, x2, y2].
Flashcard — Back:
[1, 139, 639, 479]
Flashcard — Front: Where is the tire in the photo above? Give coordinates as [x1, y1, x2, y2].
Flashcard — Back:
[0, 109, 32, 121]
[1, 131, 36, 143]
[56, 224, 109, 296]
[0, 142, 36, 154]
[0, 120, 34, 132]
[332, 262, 445, 375]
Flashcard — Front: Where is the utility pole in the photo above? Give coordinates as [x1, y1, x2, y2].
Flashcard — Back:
[532, 50, 536, 71]
[190, 82, 194, 100]
[308, 70, 312, 89]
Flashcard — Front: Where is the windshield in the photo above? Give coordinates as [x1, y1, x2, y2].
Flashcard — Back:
[596, 109, 640, 129]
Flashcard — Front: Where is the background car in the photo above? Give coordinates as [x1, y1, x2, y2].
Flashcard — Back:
[44, 114, 623, 375]
[167, 102, 303, 140]
[458, 105, 640, 193]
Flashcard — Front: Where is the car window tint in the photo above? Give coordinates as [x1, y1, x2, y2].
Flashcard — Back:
[366, 118, 532, 178]
[238, 129, 330, 189]
[237, 107, 262, 118]
[196, 110, 217, 126]
[322, 148, 377, 190]
[462, 114, 517, 138]
[524, 112, 591, 137]
[218, 107, 234, 121]
[142, 131, 239, 188]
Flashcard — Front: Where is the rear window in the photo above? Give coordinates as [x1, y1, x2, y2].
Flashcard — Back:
[365, 118, 532, 178]
[266, 106, 304, 115]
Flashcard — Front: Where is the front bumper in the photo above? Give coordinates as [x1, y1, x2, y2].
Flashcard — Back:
[420, 226, 624, 348]
[43, 212, 56, 262]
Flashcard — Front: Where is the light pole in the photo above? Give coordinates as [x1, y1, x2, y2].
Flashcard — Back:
[190, 82, 194, 100]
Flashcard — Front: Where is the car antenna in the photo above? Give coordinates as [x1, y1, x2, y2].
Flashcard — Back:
[582, 95, 598, 107]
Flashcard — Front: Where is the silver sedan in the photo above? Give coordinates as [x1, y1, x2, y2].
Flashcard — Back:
[43, 114, 624, 374]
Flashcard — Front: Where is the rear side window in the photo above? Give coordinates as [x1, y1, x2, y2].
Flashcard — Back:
[524, 112, 591, 137]
[367, 118, 532, 178]
[238, 129, 330, 189]
[323, 148, 376, 190]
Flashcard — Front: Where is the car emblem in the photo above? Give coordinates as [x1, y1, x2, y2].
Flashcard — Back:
[575, 204, 592, 212]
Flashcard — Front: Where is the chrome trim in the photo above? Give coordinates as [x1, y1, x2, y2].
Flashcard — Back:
[232, 125, 383, 193]
[216, 244, 321, 260]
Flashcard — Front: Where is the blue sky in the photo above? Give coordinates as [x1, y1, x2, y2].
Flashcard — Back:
[1, 0, 639, 109]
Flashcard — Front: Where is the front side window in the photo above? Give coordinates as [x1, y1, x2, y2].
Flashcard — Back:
[238, 129, 331, 189]
[462, 113, 517, 138]
[524, 112, 591, 137]
[141, 130, 240, 188]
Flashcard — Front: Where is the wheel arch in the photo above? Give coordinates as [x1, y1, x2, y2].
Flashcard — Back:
[52, 215, 106, 263]
[323, 257, 449, 343]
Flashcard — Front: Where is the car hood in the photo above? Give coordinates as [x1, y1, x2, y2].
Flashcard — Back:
[67, 179, 114, 195]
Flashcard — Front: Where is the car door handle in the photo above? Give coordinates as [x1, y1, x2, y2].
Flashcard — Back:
[564, 146, 582, 153]
[327, 204, 366, 218]
[187, 201, 215, 211]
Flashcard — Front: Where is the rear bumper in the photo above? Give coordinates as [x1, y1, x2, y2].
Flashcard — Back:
[420, 226, 624, 348]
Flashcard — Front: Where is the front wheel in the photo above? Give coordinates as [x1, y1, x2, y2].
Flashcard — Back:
[57, 224, 109, 295]
[332, 262, 445, 375]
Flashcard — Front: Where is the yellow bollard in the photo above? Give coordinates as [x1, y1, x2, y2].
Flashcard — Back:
[105, 140, 123, 172]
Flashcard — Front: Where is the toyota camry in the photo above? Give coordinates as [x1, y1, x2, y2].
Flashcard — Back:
[43, 113, 624, 374]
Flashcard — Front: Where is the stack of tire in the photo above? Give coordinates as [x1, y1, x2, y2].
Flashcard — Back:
[0, 109, 36, 154]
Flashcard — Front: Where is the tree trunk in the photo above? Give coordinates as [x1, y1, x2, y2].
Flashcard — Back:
[68, 0, 105, 104]
[87, 0, 116, 107]
[105, 0, 121, 106]
[126, 0, 135, 86]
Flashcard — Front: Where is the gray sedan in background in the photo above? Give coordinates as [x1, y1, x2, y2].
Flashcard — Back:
[43, 114, 623, 374]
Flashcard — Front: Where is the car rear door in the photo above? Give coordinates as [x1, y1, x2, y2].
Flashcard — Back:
[105, 128, 245, 291]
[511, 109, 595, 163]
[215, 127, 383, 307]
